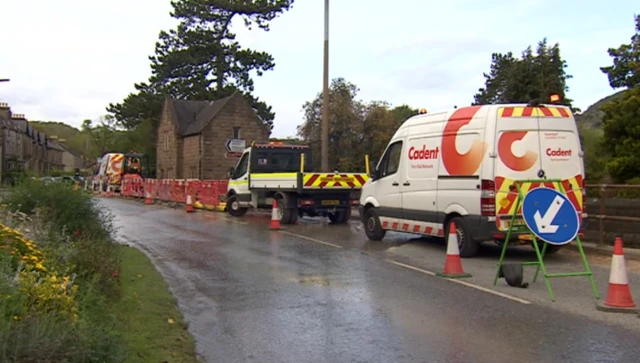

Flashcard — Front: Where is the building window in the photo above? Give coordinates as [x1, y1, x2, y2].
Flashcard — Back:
[190, 166, 197, 179]
[164, 133, 169, 151]
[233, 127, 241, 139]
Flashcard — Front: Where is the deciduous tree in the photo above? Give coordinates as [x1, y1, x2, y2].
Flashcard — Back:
[599, 15, 640, 183]
[297, 78, 418, 171]
[600, 14, 640, 89]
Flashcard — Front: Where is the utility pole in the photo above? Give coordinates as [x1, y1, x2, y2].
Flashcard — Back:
[320, 0, 330, 172]
[0, 79, 9, 83]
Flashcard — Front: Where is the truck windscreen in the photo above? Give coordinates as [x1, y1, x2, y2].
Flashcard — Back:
[250, 148, 313, 173]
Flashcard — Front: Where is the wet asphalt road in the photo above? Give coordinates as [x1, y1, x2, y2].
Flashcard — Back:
[102, 198, 640, 363]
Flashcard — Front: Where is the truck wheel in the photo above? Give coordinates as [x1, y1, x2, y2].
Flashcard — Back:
[276, 194, 297, 225]
[227, 195, 248, 217]
[364, 208, 386, 241]
[328, 207, 350, 224]
[446, 216, 479, 258]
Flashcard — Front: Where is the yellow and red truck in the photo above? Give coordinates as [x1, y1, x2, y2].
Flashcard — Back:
[93, 151, 146, 193]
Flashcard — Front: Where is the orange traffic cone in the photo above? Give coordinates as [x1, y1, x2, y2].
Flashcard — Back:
[185, 194, 195, 213]
[270, 199, 281, 230]
[436, 222, 472, 278]
[597, 237, 639, 313]
[144, 191, 154, 205]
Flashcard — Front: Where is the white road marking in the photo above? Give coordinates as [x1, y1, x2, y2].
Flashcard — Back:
[279, 231, 343, 249]
[384, 259, 531, 305]
[384, 259, 436, 276]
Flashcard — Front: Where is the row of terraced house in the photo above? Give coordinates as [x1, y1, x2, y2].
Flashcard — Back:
[0, 102, 86, 183]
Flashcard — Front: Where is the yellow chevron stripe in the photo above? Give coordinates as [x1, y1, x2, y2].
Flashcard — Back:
[548, 107, 562, 117]
[511, 107, 524, 117]
[302, 173, 368, 188]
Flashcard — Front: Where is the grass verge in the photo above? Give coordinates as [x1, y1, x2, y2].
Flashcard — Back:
[115, 245, 199, 363]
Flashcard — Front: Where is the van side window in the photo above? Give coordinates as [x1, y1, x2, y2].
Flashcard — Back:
[233, 153, 250, 178]
[379, 141, 403, 178]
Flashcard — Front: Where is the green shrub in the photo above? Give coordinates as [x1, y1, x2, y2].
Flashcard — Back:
[3, 180, 109, 239]
[0, 180, 126, 362]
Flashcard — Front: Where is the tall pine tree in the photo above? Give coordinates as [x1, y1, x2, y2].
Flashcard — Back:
[107, 0, 295, 131]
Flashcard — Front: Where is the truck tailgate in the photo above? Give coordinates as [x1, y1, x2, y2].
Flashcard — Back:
[302, 173, 368, 189]
[250, 173, 298, 189]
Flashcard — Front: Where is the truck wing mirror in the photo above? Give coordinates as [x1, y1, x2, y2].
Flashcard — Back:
[228, 167, 235, 178]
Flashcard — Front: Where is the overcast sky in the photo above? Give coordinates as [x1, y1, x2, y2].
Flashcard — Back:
[0, 0, 637, 138]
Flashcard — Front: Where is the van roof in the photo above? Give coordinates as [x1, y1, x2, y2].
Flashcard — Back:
[399, 103, 573, 130]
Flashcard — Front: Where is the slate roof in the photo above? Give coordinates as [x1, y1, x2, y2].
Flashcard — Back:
[58, 142, 83, 158]
[46, 139, 65, 152]
[170, 94, 235, 137]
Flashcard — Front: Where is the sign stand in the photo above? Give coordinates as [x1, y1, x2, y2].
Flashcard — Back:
[492, 179, 599, 302]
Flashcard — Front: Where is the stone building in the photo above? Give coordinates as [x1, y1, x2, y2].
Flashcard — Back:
[156, 93, 270, 180]
[58, 142, 86, 172]
[0, 102, 82, 179]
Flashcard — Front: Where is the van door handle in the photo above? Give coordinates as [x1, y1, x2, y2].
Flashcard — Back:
[392, 182, 399, 186]
[243, 177, 248, 180]
[403, 182, 410, 186]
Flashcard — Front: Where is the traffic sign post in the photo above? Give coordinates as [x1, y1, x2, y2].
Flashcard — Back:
[492, 179, 599, 302]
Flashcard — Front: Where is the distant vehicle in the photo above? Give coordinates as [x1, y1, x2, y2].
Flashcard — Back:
[226, 142, 369, 224]
[359, 97, 586, 257]
[93, 151, 147, 193]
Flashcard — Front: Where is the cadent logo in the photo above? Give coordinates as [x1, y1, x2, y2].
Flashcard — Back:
[546, 148, 572, 157]
[409, 146, 439, 160]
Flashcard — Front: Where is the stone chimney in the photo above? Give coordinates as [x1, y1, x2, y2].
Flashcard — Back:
[0, 102, 9, 120]
[11, 113, 26, 120]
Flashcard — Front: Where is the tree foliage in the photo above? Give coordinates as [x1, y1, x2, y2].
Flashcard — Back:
[107, 0, 295, 131]
[297, 78, 417, 171]
[600, 14, 640, 89]
[598, 15, 640, 184]
[473, 38, 574, 108]
[600, 85, 640, 183]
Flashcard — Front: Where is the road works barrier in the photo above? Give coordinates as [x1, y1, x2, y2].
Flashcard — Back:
[87, 177, 231, 210]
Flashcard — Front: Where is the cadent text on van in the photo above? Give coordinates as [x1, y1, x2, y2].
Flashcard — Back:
[408, 146, 440, 160]
[546, 148, 572, 157]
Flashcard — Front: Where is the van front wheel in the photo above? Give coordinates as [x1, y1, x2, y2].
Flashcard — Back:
[227, 195, 248, 217]
[364, 208, 386, 241]
[446, 216, 479, 258]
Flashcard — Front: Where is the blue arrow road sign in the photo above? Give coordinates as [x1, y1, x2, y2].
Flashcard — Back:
[521, 187, 580, 245]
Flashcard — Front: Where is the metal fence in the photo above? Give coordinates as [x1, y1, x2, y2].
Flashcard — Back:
[585, 184, 640, 246]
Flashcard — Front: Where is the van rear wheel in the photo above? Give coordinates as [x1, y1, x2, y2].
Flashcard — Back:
[446, 216, 479, 258]
[364, 208, 386, 241]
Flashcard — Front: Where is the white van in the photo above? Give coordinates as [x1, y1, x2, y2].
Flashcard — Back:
[358, 102, 586, 257]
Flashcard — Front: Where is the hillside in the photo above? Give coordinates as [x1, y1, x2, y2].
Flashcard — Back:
[575, 89, 627, 129]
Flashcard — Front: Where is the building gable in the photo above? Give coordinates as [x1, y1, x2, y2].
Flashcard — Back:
[207, 93, 270, 137]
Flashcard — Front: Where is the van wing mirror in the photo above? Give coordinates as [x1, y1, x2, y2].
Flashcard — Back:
[228, 167, 235, 178]
[369, 160, 377, 180]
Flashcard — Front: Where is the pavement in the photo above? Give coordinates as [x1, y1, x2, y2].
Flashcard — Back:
[101, 198, 640, 363]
